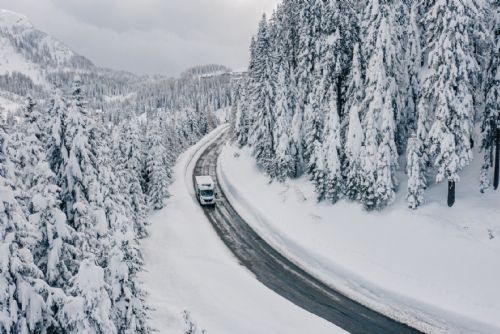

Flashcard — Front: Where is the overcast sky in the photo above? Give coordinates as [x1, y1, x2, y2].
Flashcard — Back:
[2, 0, 280, 76]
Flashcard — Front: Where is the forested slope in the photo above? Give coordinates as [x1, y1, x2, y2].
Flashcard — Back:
[232, 0, 499, 209]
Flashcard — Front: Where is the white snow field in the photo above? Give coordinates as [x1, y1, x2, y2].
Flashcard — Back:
[218, 143, 500, 334]
[141, 125, 344, 334]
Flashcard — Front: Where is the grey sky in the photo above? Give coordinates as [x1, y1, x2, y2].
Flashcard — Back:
[1, 0, 280, 76]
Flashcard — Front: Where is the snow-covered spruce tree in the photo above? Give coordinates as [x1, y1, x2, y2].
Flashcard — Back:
[316, 89, 342, 203]
[359, 0, 404, 209]
[10, 97, 40, 210]
[359, 107, 378, 210]
[300, 0, 324, 167]
[375, 82, 400, 208]
[480, 16, 499, 192]
[241, 36, 258, 145]
[115, 119, 148, 239]
[97, 127, 150, 333]
[421, 0, 489, 203]
[0, 124, 56, 333]
[233, 78, 251, 147]
[407, 86, 432, 209]
[321, 0, 359, 137]
[343, 44, 364, 201]
[45, 91, 67, 175]
[400, 1, 421, 149]
[12, 96, 78, 294]
[273, 65, 296, 181]
[145, 119, 171, 210]
[249, 14, 276, 175]
[60, 259, 117, 333]
[406, 134, 427, 209]
[56, 78, 116, 332]
[406, 2, 430, 209]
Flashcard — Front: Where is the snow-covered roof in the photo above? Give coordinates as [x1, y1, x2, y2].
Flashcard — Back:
[195, 176, 214, 189]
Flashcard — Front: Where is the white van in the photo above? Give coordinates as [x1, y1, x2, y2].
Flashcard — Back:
[195, 176, 216, 206]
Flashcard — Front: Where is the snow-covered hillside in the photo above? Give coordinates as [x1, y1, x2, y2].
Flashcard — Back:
[0, 9, 94, 83]
[219, 143, 500, 333]
[0, 9, 236, 122]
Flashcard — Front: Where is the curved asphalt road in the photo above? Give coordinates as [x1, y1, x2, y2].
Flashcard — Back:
[193, 133, 423, 334]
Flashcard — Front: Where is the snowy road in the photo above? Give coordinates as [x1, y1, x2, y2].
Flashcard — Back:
[193, 133, 422, 334]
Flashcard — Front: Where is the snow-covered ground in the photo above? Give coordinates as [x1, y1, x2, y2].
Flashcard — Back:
[213, 107, 231, 124]
[218, 143, 500, 334]
[0, 94, 22, 116]
[140, 126, 343, 334]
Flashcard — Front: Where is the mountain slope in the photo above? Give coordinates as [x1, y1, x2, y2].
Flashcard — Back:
[0, 8, 94, 81]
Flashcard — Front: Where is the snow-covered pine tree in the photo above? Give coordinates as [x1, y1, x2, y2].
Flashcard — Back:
[280, 0, 302, 177]
[115, 119, 148, 239]
[97, 130, 150, 333]
[145, 119, 171, 210]
[273, 65, 296, 181]
[45, 91, 67, 175]
[249, 14, 276, 175]
[359, 107, 378, 210]
[399, 1, 421, 150]
[56, 78, 116, 330]
[344, 43, 364, 201]
[480, 13, 499, 192]
[406, 134, 427, 209]
[0, 124, 55, 333]
[10, 97, 41, 210]
[11, 96, 78, 294]
[60, 259, 117, 333]
[375, 80, 399, 208]
[359, 0, 404, 209]
[422, 0, 489, 203]
[407, 90, 431, 208]
[319, 88, 343, 203]
[301, 0, 324, 167]
[233, 78, 251, 147]
[242, 36, 258, 144]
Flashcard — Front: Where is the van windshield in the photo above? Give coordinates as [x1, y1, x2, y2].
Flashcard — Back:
[200, 190, 214, 197]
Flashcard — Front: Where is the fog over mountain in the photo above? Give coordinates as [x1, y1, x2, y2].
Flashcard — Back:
[1, 0, 280, 76]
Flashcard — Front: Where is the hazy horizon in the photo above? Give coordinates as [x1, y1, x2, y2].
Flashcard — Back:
[1, 0, 280, 76]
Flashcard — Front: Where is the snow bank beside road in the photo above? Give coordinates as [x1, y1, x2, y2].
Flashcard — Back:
[140, 126, 342, 334]
[218, 143, 500, 334]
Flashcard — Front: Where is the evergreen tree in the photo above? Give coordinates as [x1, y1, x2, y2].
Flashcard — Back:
[0, 125, 54, 333]
[344, 44, 364, 201]
[301, 0, 324, 166]
[115, 120, 148, 239]
[60, 259, 117, 333]
[233, 78, 251, 147]
[320, 89, 343, 203]
[13, 97, 78, 293]
[249, 15, 276, 175]
[145, 120, 171, 210]
[480, 16, 499, 192]
[406, 135, 426, 209]
[98, 136, 150, 333]
[273, 65, 296, 181]
[422, 0, 488, 190]
[56, 78, 115, 330]
[359, 0, 404, 209]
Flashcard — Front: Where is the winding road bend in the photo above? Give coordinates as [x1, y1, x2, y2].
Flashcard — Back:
[193, 132, 422, 334]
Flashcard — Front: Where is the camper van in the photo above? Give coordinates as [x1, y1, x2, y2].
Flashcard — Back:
[195, 175, 216, 206]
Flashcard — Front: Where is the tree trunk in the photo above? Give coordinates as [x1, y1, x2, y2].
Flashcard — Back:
[494, 128, 500, 190]
[447, 180, 455, 207]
